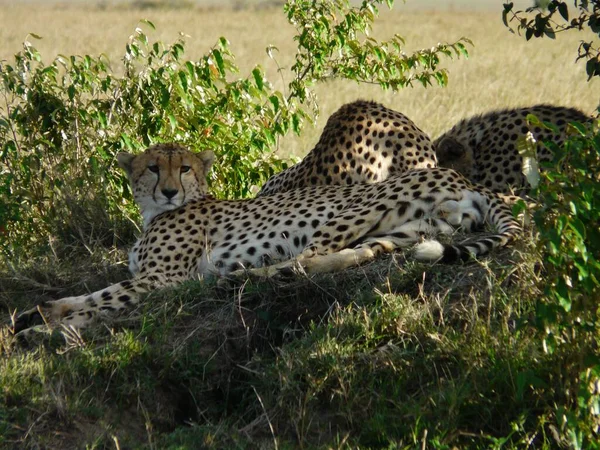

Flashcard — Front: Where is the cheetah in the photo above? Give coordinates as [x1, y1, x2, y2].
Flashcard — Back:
[12, 144, 520, 332]
[257, 100, 437, 196]
[434, 104, 591, 194]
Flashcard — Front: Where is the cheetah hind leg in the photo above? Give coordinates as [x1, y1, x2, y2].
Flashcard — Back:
[234, 218, 457, 279]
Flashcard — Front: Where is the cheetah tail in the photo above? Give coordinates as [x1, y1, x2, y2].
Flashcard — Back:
[413, 196, 522, 263]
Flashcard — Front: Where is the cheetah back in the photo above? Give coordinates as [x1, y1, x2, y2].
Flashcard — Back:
[257, 100, 437, 196]
[434, 104, 591, 193]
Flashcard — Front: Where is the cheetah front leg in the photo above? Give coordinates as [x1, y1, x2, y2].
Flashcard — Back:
[12, 272, 177, 333]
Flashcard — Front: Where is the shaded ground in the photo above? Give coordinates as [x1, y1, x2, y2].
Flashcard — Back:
[1, 227, 561, 449]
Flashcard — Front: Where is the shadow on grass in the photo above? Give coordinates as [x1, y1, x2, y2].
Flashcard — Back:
[0, 236, 558, 449]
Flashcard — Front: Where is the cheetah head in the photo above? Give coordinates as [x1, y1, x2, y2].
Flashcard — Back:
[117, 143, 215, 228]
[435, 136, 474, 179]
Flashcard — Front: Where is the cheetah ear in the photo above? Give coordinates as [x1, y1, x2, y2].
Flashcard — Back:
[196, 150, 215, 177]
[117, 152, 136, 177]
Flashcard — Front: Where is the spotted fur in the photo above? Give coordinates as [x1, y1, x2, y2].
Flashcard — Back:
[13, 145, 520, 332]
[435, 104, 591, 193]
[257, 100, 437, 196]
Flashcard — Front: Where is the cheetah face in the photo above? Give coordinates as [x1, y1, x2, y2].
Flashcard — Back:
[117, 143, 215, 228]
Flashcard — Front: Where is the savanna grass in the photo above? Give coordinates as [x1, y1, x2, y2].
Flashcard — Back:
[0, 229, 558, 448]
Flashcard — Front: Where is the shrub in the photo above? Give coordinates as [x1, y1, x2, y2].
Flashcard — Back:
[502, 1, 600, 444]
[0, 0, 470, 258]
[529, 116, 600, 448]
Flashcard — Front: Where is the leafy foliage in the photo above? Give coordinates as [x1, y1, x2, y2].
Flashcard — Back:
[503, 2, 600, 442]
[284, 0, 471, 94]
[502, 1, 600, 80]
[528, 117, 600, 448]
[0, 0, 470, 257]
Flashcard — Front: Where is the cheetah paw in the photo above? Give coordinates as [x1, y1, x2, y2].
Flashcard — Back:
[12, 304, 48, 334]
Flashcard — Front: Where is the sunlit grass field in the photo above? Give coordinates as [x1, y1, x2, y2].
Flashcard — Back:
[1, 1, 598, 159]
[1, 2, 599, 448]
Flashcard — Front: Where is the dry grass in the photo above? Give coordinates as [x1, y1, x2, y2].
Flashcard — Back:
[1, 2, 597, 159]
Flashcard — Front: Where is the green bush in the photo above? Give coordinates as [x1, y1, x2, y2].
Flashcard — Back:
[530, 117, 600, 448]
[502, 1, 600, 444]
[0, 27, 295, 255]
[0, 0, 470, 258]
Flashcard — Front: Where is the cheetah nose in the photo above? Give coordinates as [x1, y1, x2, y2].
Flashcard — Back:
[162, 188, 179, 200]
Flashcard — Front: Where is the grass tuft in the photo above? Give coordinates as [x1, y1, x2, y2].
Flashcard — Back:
[0, 229, 568, 448]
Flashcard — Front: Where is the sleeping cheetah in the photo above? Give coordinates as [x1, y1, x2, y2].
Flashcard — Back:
[257, 100, 437, 196]
[12, 144, 520, 332]
[434, 104, 591, 193]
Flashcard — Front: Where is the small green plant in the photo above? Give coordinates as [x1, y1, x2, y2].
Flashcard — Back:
[529, 116, 600, 448]
[0, 27, 296, 255]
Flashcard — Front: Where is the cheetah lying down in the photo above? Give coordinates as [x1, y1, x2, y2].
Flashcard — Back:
[12, 144, 521, 332]
[435, 104, 591, 193]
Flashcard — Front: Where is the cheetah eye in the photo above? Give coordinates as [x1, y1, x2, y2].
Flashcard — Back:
[148, 165, 159, 174]
[180, 165, 191, 173]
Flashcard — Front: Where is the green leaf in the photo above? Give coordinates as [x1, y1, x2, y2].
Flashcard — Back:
[263, 128, 275, 146]
[292, 113, 301, 134]
[269, 94, 280, 112]
[502, 8, 510, 27]
[569, 217, 586, 242]
[213, 49, 225, 76]
[456, 42, 469, 58]
[574, 260, 589, 280]
[525, 28, 534, 41]
[171, 43, 184, 60]
[252, 67, 264, 90]
[569, 121, 588, 135]
[120, 133, 133, 150]
[556, 278, 571, 312]
[168, 114, 177, 132]
[557, 2, 569, 21]
[543, 333, 557, 354]
[586, 59, 597, 79]
[141, 19, 156, 30]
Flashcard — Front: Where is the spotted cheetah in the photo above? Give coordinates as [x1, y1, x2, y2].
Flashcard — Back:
[257, 100, 437, 196]
[434, 104, 591, 193]
[12, 144, 520, 332]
